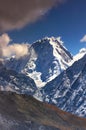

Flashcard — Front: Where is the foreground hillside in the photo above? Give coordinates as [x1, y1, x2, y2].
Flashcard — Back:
[0, 91, 86, 130]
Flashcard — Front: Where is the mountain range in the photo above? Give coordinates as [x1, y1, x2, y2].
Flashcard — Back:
[1, 36, 86, 119]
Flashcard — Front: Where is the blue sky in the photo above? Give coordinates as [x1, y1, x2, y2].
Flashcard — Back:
[7, 0, 86, 55]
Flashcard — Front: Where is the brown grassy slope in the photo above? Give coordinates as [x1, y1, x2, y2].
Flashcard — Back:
[0, 91, 86, 130]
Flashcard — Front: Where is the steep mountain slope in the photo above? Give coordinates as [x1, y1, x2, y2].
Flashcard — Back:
[5, 37, 73, 87]
[0, 62, 37, 95]
[0, 91, 86, 130]
[38, 54, 86, 117]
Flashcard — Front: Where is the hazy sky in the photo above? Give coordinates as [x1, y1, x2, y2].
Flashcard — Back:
[1, 0, 86, 55]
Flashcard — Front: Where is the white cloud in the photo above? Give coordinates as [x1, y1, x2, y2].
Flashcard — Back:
[0, 33, 29, 59]
[0, 33, 11, 47]
[80, 35, 86, 43]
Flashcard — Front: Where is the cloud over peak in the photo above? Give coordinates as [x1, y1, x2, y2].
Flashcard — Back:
[0, 0, 63, 31]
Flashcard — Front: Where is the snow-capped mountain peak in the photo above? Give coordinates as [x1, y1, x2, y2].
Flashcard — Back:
[22, 36, 73, 87]
[79, 48, 86, 53]
[69, 48, 86, 66]
[74, 48, 86, 61]
[5, 36, 73, 87]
